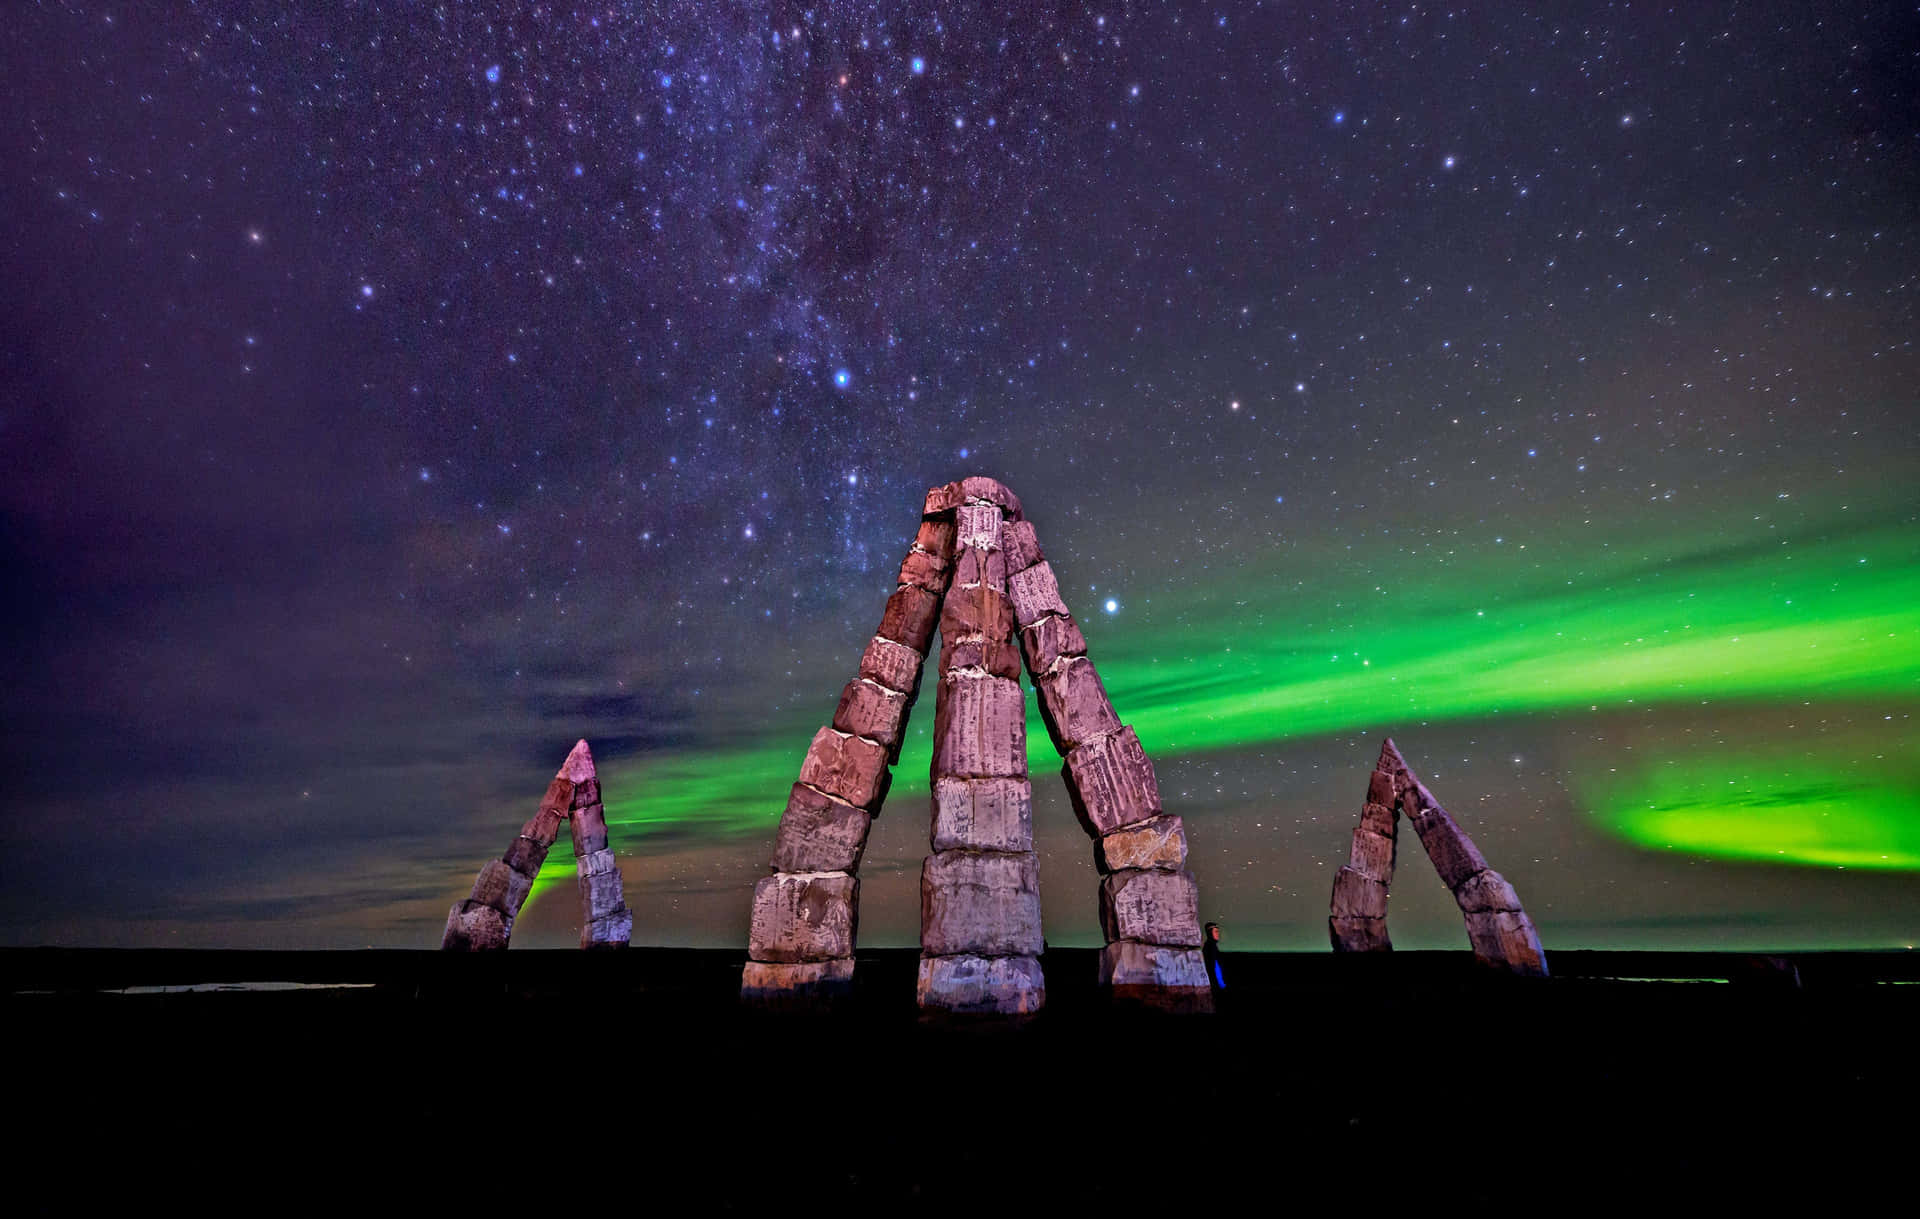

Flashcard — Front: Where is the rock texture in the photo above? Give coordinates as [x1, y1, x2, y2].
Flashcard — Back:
[742, 517, 943, 1004]
[916, 490, 1046, 1014]
[441, 739, 630, 951]
[930, 777, 1033, 853]
[916, 953, 1047, 1015]
[1327, 737, 1548, 976]
[1097, 942, 1213, 1013]
[921, 850, 1044, 958]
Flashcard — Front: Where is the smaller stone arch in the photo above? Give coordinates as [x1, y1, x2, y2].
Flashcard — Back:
[1329, 738, 1547, 976]
[441, 740, 632, 950]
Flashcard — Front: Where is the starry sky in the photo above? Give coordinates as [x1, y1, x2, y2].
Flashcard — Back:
[3, 1, 1916, 951]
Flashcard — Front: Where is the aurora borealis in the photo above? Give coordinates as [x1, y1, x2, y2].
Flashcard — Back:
[3, 3, 1915, 950]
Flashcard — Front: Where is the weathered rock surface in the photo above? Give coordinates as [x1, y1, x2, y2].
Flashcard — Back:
[771, 784, 874, 873]
[879, 584, 941, 655]
[442, 900, 510, 951]
[1367, 766, 1398, 808]
[1329, 915, 1392, 953]
[1330, 866, 1389, 919]
[577, 857, 626, 921]
[1464, 909, 1549, 976]
[1007, 561, 1070, 629]
[914, 516, 957, 560]
[940, 584, 1017, 644]
[502, 834, 548, 877]
[859, 635, 924, 695]
[921, 850, 1044, 957]
[1063, 727, 1162, 835]
[748, 871, 858, 963]
[1033, 655, 1122, 753]
[925, 475, 1025, 520]
[581, 908, 632, 948]
[469, 860, 516, 912]
[1408, 798, 1491, 890]
[798, 726, 892, 810]
[831, 678, 910, 757]
[570, 801, 609, 856]
[951, 546, 1008, 589]
[1347, 827, 1397, 882]
[923, 481, 968, 516]
[1001, 519, 1043, 573]
[520, 803, 566, 849]
[1096, 940, 1210, 989]
[959, 475, 1024, 518]
[940, 634, 1023, 681]
[1019, 613, 1087, 674]
[1096, 814, 1188, 873]
[898, 547, 951, 594]
[740, 958, 856, 1007]
[930, 777, 1033, 853]
[916, 953, 1045, 1015]
[932, 673, 1026, 779]
[1359, 800, 1397, 839]
[1099, 868, 1202, 947]
[954, 503, 1002, 552]
[1454, 868, 1523, 913]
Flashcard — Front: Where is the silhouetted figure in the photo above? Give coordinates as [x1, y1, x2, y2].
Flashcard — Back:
[1201, 922, 1225, 995]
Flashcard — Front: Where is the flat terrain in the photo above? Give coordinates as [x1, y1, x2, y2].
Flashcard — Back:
[9, 947, 1916, 1205]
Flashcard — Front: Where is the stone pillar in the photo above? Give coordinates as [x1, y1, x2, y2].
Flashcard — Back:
[918, 479, 1047, 1015]
[1006, 519, 1210, 1011]
[564, 741, 631, 948]
[1329, 738, 1548, 976]
[442, 739, 628, 950]
[1329, 745, 1400, 953]
[741, 505, 950, 1006]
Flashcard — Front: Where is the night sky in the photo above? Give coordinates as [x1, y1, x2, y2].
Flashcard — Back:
[4, 2, 1916, 951]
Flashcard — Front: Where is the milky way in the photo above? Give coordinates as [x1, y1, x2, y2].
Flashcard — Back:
[2, 2, 1915, 949]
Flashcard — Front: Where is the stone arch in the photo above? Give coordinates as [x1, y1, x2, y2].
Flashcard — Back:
[742, 477, 1209, 1012]
[1329, 738, 1547, 975]
[441, 740, 632, 950]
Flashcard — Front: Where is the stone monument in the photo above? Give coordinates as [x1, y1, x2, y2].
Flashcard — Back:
[744, 476, 1209, 1012]
[441, 739, 632, 950]
[1329, 737, 1547, 975]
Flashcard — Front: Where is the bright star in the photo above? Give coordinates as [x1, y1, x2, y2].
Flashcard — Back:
[910, 57, 926, 75]
[1104, 598, 1119, 614]
[833, 368, 851, 388]
[485, 64, 501, 84]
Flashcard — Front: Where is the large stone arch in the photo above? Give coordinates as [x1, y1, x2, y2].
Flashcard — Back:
[441, 740, 632, 950]
[1329, 738, 1547, 975]
[742, 477, 1209, 1012]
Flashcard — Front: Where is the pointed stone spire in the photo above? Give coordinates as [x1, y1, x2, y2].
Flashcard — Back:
[1330, 737, 1547, 976]
[441, 739, 629, 950]
[565, 740, 631, 948]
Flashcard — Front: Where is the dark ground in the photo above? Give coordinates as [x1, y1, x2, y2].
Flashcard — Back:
[9, 947, 1917, 1206]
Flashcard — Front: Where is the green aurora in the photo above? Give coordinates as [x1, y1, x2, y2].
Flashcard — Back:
[529, 498, 1919, 898]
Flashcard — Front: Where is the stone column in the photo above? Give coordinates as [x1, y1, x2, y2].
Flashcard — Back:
[1329, 743, 1400, 952]
[741, 505, 951, 1005]
[442, 739, 628, 950]
[918, 478, 1047, 1014]
[565, 742, 631, 948]
[1006, 519, 1210, 1011]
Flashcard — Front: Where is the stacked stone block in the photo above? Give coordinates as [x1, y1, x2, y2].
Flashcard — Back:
[741, 507, 951, 1005]
[1329, 738, 1548, 976]
[918, 478, 1047, 1014]
[442, 739, 631, 950]
[1005, 516, 1211, 1012]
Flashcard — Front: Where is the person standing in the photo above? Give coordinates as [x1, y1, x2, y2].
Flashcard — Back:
[1201, 921, 1225, 996]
